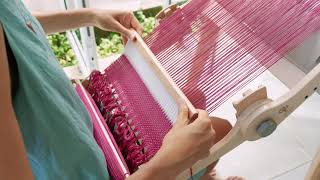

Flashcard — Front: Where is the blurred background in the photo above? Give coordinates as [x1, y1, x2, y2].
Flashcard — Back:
[22, 0, 186, 78]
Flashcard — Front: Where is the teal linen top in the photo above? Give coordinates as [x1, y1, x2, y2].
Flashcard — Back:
[0, 1, 109, 179]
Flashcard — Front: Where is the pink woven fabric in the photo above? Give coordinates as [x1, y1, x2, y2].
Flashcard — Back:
[75, 84, 130, 179]
[88, 70, 150, 171]
[103, 56, 173, 166]
[87, 56, 172, 172]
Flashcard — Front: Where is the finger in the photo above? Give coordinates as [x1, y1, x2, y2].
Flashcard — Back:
[209, 169, 217, 176]
[81, 79, 89, 89]
[194, 109, 211, 128]
[192, 110, 216, 142]
[122, 35, 128, 45]
[113, 20, 136, 41]
[121, 12, 132, 30]
[174, 102, 190, 128]
[130, 14, 144, 35]
[209, 116, 232, 143]
[197, 109, 209, 118]
[198, 150, 210, 160]
[206, 162, 217, 172]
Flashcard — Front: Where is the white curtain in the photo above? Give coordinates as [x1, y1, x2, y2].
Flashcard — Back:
[23, 0, 63, 11]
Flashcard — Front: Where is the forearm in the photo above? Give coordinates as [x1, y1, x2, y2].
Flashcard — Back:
[33, 8, 96, 34]
[127, 154, 177, 180]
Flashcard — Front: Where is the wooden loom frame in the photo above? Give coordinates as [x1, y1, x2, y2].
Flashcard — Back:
[76, 33, 320, 179]
[128, 29, 320, 179]
[76, 3, 320, 179]
[155, 3, 320, 179]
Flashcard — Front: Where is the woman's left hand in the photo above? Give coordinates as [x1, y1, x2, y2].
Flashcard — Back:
[93, 9, 144, 44]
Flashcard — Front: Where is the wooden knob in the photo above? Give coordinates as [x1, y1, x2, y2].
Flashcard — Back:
[233, 86, 268, 118]
[256, 119, 278, 137]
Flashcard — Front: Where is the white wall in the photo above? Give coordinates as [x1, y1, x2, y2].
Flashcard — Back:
[23, 0, 63, 11]
[23, 0, 163, 11]
[288, 32, 320, 74]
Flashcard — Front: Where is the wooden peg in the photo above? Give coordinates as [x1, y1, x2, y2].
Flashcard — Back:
[155, 4, 179, 21]
[233, 86, 268, 118]
[242, 89, 253, 97]
[155, 1, 191, 23]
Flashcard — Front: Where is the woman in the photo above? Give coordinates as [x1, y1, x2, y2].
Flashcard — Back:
[0, 0, 242, 179]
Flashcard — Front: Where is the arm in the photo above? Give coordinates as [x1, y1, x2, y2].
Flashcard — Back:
[33, 9, 95, 34]
[33, 9, 143, 41]
[0, 24, 34, 180]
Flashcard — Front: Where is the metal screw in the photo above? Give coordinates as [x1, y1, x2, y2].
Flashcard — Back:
[257, 119, 278, 137]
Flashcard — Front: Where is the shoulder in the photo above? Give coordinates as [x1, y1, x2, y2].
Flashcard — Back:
[0, 1, 12, 17]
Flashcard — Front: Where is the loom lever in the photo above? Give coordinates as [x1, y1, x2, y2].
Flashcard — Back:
[177, 63, 320, 180]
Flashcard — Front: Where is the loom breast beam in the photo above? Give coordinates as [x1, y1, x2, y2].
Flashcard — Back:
[124, 31, 198, 121]
[305, 148, 320, 180]
[74, 80, 130, 178]
[177, 62, 320, 179]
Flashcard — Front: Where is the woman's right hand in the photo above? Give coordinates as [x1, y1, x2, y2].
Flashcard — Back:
[151, 103, 216, 178]
[128, 103, 216, 180]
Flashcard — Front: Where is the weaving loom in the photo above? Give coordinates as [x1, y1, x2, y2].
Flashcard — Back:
[74, 0, 320, 179]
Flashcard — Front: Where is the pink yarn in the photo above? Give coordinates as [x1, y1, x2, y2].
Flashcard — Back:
[75, 84, 130, 179]
[87, 62, 173, 171]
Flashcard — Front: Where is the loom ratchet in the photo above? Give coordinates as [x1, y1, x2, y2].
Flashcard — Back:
[176, 61, 320, 179]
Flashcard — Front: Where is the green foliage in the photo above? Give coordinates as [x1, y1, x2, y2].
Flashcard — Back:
[141, 16, 156, 37]
[49, 10, 157, 65]
[97, 10, 156, 58]
[176, 0, 188, 6]
[134, 10, 156, 37]
[141, 6, 162, 18]
[48, 33, 77, 67]
[97, 32, 124, 58]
